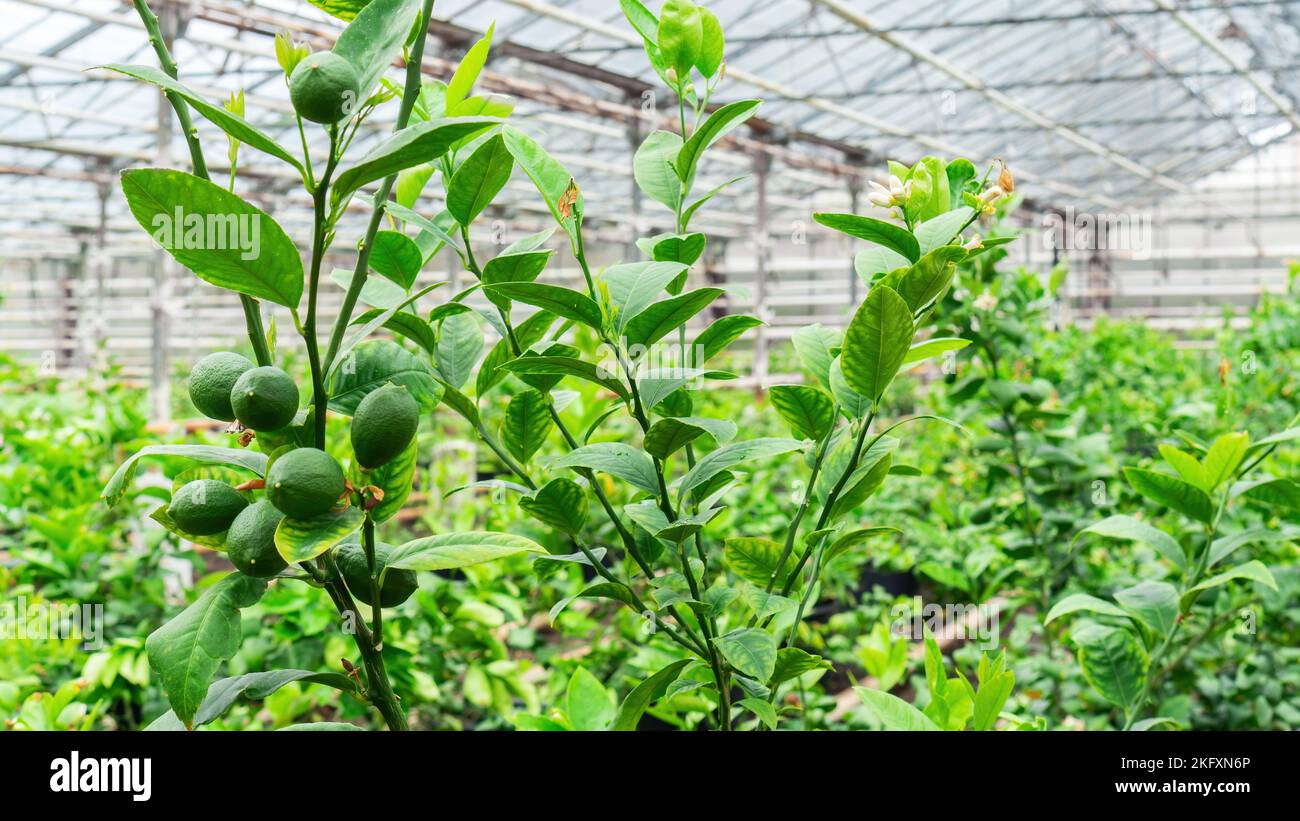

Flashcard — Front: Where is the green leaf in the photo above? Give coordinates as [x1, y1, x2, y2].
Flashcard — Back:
[768, 385, 835, 440]
[502, 126, 581, 236]
[657, 0, 703, 81]
[771, 647, 832, 685]
[643, 416, 737, 459]
[1072, 515, 1186, 572]
[854, 247, 912, 284]
[482, 251, 553, 309]
[814, 213, 920, 263]
[715, 628, 777, 681]
[970, 658, 1015, 731]
[678, 438, 805, 497]
[903, 336, 970, 365]
[896, 246, 965, 312]
[654, 508, 723, 543]
[102, 66, 303, 174]
[332, 117, 499, 205]
[278, 722, 365, 731]
[1071, 622, 1148, 708]
[330, 266, 406, 310]
[519, 478, 587, 536]
[434, 311, 483, 389]
[914, 207, 975, 254]
[356, 439, 416, 524]
[145, 573, 266, 729]
[840, 285, 915, 404]
[824, 526, 901, 564]
[447, 133, 512, 226]
[1185, 560, 1278, 601]
[566, 667, 615, 731]
[646, 233, 706, 267]
[1045, 593, 1129, 625]
[619, 0, 660, 43]
[737, 697, 777, 730]
[1209, 525, 1300, 568]
[600, 261, 689, 331]
[675, 99, 761, 183]
[103, 445, 267, 508]
[1158, 443, 1208, 492]
[120, 169, 303, 309]
[741, 588, 796, 621]
[1246, 426, 1300, 453]
[332, 0, 424, 99]
[694, 314, 762, 363]
[477, 310, 556, 397]
[612, 659, 693, 731]
[854, 687, 940, 730]
[625, 288, 723, 346]
[368, 230, 422, 289]
[1242, 478, 1300, 513]
[275, 507, 364, 563]
[385, 531, 545, 571]
[828, 452, 893, 521]
[484, 282, 603, 330]
[445, 22, 495, 112]
[1114, 581, 1180, 638]
[552, 443, 659, 494]
[682, 176, 745, 226]
[695, 7, 725, 77]
[146, 669, 356, 730]
[633, 130, 685, 213]
[499, 355, 629, 402]
[329, 339, 441, 415]
[502, 389, 554, 464]
[1124, 467, 1215, 524]
[352, 308, 438, 355]
[724, 537, 797, 589]
[790, 324, 840, 389]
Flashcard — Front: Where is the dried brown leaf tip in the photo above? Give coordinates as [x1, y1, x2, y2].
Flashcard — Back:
[998, 160, 1015, 194]
[558, 178, 580, 220]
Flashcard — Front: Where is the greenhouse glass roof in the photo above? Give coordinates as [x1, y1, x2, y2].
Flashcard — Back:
[1, 0, 1298, 252]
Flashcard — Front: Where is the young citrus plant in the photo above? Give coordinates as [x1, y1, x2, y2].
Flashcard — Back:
[101, 0, 546, 731]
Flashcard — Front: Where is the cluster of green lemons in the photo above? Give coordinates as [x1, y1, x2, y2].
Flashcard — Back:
[167, 352, 420, 606]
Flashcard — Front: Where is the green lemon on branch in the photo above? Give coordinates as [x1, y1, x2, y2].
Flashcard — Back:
[188, 352, 254, 422]
[226, 499, 287, 578]
[266, 447, 346, 519]
[335, 540, 418, 608]
[351, 383, 419, 470]
[167, 479, 248, 536]
[289, 51, 360, 124]
[231, 366, 299, 432]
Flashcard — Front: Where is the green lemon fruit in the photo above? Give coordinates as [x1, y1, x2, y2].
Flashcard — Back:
[351, 383, 420, 470]
[289, 52, 360, 124]
[335, 540, 418, 608]
[167, 479, 248, 536]
[188, 352, 254, 422]
[226, 500, 287, 578]
[266, 447, 346, 519]
[231, 366, 300, 432]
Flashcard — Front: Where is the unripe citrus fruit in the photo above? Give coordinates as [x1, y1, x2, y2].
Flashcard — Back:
[335, 540, 418, 608]
[231, 366, 299, 432]
[266, 447, 346, 519]
[289, 52, 360, 124]
[189, 352, 254, 422]
[351, 383, 419, 470]
[226, 499, 287, 578]
[168, 479, 248, 535]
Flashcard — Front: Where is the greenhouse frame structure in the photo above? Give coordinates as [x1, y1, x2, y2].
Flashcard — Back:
[2, 0, 1299, 413]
